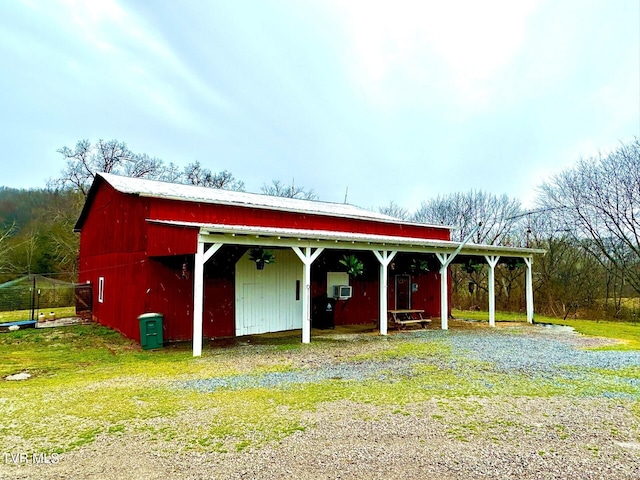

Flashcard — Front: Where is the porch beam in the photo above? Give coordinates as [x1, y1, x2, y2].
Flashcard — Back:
[292, 246, 325, 343]
[193, 242, 223, 357]
[196, 230, 542, 258]
[372, 250, 397, 336]
[524, 256, 534, 323]
[203, 243, 223, 263]
[484, 255, 500, 327]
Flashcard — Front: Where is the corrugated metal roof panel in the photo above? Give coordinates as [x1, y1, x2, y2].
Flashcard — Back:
[97, 172, 451, 229]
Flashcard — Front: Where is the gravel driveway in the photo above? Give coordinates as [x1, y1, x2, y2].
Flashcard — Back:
[2, 324, 640, 480]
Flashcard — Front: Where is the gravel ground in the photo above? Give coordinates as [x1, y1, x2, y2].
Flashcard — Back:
[2, 324, 640, 480]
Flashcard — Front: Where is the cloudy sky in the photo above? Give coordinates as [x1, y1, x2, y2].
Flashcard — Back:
[1, 0, 638, 210]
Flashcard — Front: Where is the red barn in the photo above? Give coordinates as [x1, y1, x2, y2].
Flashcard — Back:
[75, 173, 542, 355]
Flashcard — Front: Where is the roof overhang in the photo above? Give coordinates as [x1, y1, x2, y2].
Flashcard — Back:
[147, 219, 545, 258]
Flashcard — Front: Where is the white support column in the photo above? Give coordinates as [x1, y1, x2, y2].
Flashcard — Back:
[433, 224, 483, 331]
[436, 253, 451, 330]
[372, 250, 398, 336]
[292, 246, 324, 343]
[193, 242, 205, 357]
[193, 242, 223, 357]
[484, 255, 500, 327]
[524, 256, 534, 323]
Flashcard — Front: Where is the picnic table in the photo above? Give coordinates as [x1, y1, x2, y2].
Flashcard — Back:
[388, 309, 431, 328]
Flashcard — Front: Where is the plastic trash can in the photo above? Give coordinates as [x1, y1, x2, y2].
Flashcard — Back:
[138, 313, 164, 350]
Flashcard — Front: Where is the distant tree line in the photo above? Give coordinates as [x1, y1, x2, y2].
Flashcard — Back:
[2, 137, 639, 322]
[0, 187, 82, 283]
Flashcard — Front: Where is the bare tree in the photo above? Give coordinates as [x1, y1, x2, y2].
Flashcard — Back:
[122, 153, 164, 179]
[159, 162, 184, 183]
[379, 201, 410, 220]
[538, 138, 640, 295]
[0, 223, 14, 276]
[261, 179, 317, 200]
[54, 139, 166, 195]
[412, 190, 523, 245]
[54, 139, 248, 196]
[182, 161, 245, 191]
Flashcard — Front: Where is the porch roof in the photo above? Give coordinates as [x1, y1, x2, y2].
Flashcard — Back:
[147, 219, 545, 258]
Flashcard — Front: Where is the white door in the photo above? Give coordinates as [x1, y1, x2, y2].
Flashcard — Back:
[235, 249, 302, 336]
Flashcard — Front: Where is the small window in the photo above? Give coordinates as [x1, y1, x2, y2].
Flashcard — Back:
[98, 277, 105, 303]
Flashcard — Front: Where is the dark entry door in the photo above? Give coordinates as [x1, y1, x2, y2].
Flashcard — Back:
[75, 284, 93, 319]
[395, 274, 411, 309]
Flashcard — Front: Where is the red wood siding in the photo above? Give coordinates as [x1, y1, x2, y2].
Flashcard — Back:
[78, 183, 149, 257]
[77, 183, 151, 340]
[387, 271, 442, 318]
[146, 258, 193, 341]
[146, 223, 198, 257]
[145, 250, 238, 341]
[203, 277, 235, 338]
[78, 251, 148, 341]
[202, 245, 245, 337]
[149, 198, 450, 241]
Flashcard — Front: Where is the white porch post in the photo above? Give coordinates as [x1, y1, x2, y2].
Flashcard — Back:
[192, 241, 223, 357]
[434, 223, 483, 331]
[372, 250, 397, 336]
[292, 247, 324, 343]
[193, 242, 205, 357]
[524, 256, 534, 323]
[485, 255, 500, 327]
[436, 253, 451, 330]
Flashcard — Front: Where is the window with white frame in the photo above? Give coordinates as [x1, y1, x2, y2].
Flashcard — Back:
[98, 277, 105, 303]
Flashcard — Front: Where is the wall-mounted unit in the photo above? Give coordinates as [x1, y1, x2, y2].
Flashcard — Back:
[333, 285, 353, 300]
[327, 272, 349, 298]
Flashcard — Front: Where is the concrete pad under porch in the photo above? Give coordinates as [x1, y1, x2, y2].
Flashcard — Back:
[199, 317, 516, 350]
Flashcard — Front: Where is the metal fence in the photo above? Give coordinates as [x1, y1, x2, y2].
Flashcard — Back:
[0, 275, 92, 322]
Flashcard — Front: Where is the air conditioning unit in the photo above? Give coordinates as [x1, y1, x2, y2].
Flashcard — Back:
[333, 285, 352, 300]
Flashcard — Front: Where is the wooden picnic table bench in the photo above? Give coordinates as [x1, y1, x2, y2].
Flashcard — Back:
[388, 309, 431, 328]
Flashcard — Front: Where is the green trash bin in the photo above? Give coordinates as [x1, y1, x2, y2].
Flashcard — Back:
[138, 313, 163, 350]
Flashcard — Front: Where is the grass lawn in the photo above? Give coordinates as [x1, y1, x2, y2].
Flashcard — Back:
[453, 308, 640, 350]
[1, 319, 639, 455]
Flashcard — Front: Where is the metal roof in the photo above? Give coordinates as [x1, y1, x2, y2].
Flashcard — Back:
[148, 219, 545, 257]
[96, 172, 451, 230]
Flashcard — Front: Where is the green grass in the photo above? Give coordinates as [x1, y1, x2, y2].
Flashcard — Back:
[452, 308, 558, 324]
[542, 318, 640, 350]
[453, 309, 640, 350]
[1, 320, 639, 454]
[0, 306, 76, 323]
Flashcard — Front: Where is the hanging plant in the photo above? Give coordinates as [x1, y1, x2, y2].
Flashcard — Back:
[410, 258, 430, 273]
[248, 248, 276, 270]
[462, 259, 483, 274]
[506, 259, 525, 271]
[339, 254, 364, 277]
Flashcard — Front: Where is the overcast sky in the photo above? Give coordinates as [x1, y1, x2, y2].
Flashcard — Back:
[1, 0, 638, 210]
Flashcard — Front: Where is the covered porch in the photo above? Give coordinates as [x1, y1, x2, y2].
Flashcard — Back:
[172, 221, 544, 357]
